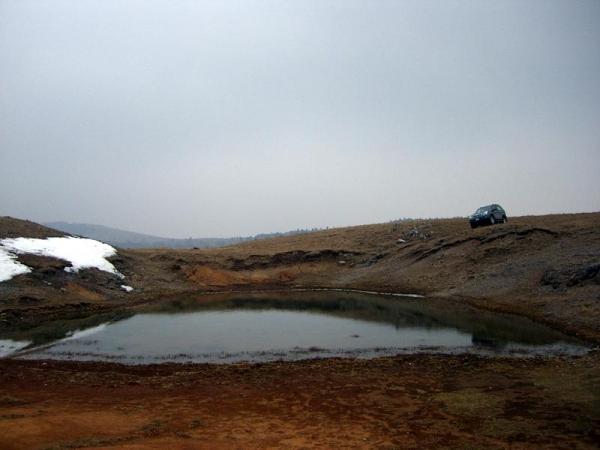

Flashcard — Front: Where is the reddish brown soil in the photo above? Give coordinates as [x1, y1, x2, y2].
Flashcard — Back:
[0, 353, 598, 450]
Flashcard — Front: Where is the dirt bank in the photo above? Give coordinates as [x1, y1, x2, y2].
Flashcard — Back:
[127, 213, 600, 342]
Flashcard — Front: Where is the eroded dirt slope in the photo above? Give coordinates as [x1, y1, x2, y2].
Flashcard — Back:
[124, 213, 600, 341]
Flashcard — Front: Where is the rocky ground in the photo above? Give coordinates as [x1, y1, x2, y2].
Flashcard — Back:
[0, 213, 599, 449]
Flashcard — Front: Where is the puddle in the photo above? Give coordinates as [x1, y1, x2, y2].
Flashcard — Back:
[2, 291, 590, 364]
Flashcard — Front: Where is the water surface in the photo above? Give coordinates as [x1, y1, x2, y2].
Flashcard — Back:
[3, 291, 588, 364]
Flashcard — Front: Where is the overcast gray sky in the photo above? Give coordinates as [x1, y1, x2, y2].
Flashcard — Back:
[1, 0, 599, 238]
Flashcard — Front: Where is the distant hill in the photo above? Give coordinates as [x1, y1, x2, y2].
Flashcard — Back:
[1, 216, 67, 240]
[44, 222, 249, 249]
[44, 222, 321, 249]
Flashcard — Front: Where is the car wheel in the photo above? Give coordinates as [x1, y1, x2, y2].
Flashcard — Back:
[470, 223, 477, 229]
[503, 215, 507, 223]
[490, 216, 495, 225]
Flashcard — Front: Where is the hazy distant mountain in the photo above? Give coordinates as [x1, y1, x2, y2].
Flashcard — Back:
[44, 222, 322, 249]
[44, 222, 249, 249]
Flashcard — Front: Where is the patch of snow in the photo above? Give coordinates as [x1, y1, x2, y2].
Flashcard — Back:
[0, 247, 31, 282]
[121, 285, 134, 292]
[0, 237, 123, 278]
[0, 339, 31, 358]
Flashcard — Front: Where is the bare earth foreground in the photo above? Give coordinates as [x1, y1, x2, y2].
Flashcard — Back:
[0, 213, 599, 449]
[0, 354, 599, 450]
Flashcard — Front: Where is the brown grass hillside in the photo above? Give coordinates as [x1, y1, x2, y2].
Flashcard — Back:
[1, 213, 599, 341]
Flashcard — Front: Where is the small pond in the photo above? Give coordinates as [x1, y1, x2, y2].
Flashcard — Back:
[1, 291, 589, 364]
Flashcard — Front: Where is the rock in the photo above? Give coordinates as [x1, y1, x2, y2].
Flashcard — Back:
[541, 263, 600, 289]
[567, 263, 600, 286]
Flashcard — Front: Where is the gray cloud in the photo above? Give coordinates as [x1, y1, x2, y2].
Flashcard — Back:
[1, 0, 599, 237]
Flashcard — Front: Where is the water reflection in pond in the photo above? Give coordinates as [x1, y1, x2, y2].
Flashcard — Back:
[2, 291, 589, 364]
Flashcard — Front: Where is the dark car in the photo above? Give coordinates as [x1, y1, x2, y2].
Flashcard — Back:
[469, 204, 507, 229]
